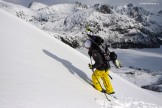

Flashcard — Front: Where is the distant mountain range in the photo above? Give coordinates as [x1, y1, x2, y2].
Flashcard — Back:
[1, 1, 162, 48]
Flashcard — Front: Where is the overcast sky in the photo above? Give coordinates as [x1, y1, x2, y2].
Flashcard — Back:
[3, 0, 162, 12]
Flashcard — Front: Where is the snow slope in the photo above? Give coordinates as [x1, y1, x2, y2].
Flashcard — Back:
[0, 8, 162, 108]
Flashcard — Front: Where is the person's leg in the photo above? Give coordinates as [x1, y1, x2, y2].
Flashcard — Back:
[101, 70, 115, 94]
[92, 69, 102, 91]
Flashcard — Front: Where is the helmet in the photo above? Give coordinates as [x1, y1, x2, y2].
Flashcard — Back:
[84, 39, 91, 49]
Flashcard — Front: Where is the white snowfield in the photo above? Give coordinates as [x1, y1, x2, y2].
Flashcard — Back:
[0, 8, 162, 108]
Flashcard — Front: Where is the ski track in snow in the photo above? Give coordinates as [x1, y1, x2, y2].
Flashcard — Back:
[95, 97, 162, 108]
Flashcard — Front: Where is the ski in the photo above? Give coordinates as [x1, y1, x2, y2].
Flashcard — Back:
[90, 83, 117, 101]
[101, 91, 117, 100]
[104, 93, 111, 101]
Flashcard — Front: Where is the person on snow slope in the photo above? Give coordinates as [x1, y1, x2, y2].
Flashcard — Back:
[84, 30, 121, 94]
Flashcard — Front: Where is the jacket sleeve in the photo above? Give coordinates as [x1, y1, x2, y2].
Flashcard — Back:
[92, 50, 104, 69]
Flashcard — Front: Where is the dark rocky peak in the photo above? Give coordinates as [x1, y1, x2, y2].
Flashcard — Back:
[93, 4, 113, 14]
[127, 3, 133, 8]
[127, 4, 149, 16]
[28, 2, 34, 8]
[158, 10, 162, 15]
[28, 2, 47, 10]
[116, 4, 149, 22]
[74, 2, 88, 9]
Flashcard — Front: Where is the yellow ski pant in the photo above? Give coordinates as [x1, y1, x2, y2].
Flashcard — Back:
[92, 69, 114, 94]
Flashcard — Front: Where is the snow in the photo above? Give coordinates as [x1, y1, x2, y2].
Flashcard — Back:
[37, 3, 76, 14]
[78, 46, 162, 98]
[29, 2, 47, 10]
[78, 46, 162, 71]
[2, 0, 162, 13]
[114, 47, 162, 71]
[0, 8, 162, 108]
[1, 0, 162, 49]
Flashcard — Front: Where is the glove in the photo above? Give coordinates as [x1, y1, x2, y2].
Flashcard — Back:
[86, 26, 93, 32]
[110, 52, 117, 61]
[88, 64, 94, 69]
[86, 27, 91, 32]
[113, 59, 122, 69]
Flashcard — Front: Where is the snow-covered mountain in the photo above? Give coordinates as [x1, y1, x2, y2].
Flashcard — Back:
[2, 0, 162, 13]
[0, 1, 162, 48]
[28, 2, 47, 10]
[0, 7, 162, 108]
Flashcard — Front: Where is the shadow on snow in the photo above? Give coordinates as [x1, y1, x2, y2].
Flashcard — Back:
[43, 49, 92, 85]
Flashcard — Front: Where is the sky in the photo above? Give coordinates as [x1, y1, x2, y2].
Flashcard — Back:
[2, 0, 162, 12]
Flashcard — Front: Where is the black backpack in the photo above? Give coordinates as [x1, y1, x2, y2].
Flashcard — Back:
[88, 35, 117, 64]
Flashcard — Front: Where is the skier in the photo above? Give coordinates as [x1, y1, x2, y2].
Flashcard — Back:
[84, 39, 115, 94]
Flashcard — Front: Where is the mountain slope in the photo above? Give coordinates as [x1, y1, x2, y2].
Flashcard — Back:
[2, 0, 162, 13]
[0, 1, 162, 48]
[0, 8, 162, 108]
